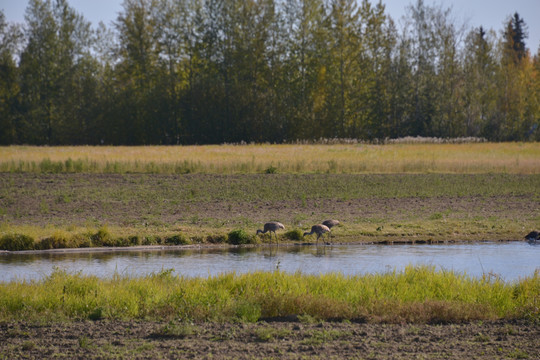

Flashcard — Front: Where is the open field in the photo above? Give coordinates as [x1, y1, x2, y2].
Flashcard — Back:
[1, 144, 539, 358]
[1, 173, 539, 247]
[1, 143, 539, 174]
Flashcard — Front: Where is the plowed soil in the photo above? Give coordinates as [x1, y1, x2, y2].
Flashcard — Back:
[1, 319, 539, 359]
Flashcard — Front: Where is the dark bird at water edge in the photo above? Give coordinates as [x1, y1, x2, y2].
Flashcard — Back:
[525, 230, 539, 242]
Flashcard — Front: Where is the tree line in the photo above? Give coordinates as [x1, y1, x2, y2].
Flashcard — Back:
[0, 0, 539, 145]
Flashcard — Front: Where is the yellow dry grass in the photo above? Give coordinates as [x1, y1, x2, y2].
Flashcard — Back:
[1, 143, 539, 174]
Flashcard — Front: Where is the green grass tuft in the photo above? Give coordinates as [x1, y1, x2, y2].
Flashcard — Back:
[0, 233, 35, 251]
[284, 229, 303, 241]
[164, 234, 190, 245]
[227, 229, 257, 245]
[91, 226, 111, 247]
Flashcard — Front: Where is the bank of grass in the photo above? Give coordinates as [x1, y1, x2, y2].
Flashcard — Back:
[0, 216, 532, 252]
[0, 267, 538, 324]
[1, 172, 539, 249]
[0, 226, 261, 251]
[1, 143, 539, 174]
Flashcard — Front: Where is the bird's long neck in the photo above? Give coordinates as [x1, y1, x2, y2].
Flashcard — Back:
[257, 229, 267, 234]
[303, 231, 313, 236]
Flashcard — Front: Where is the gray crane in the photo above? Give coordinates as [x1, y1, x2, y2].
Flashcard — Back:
[256, 222, 285, 243]
[322, 219, 340, 229]
[303, 224, 331, 244]
[322, 219, 339, 239]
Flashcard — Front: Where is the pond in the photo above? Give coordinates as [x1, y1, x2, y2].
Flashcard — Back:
[1, 241, 538, 283]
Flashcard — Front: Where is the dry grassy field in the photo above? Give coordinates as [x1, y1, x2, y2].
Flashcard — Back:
[1, 142, 539, 174]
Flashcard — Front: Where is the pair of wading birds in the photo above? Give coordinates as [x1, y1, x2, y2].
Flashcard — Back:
[256, 220, 340, 244]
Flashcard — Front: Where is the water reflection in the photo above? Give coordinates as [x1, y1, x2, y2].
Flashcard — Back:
[1, 242, 539, 282]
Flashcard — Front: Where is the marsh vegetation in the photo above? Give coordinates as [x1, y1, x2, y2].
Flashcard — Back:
[1, 267, 538, 324]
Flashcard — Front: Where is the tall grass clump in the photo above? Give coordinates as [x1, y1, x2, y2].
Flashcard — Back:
[0, 233, 35, 251]
[164, 234, 190, 245]
[284, 229, 303, 241]
[227, 229, 257, 245]
[0, 267, 538, 324]
[90, 226, 112, 246]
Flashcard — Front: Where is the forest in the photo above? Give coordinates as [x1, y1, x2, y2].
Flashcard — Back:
[0, 0, 538, 145]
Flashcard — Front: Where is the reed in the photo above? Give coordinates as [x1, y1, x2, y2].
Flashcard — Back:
[1, 143, 539, 174]
[0, 267, 538, 324]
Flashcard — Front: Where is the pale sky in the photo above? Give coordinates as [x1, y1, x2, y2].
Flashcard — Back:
[1, 0, 539, 53]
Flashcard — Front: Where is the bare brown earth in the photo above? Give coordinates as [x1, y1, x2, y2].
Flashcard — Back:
[1, 319, 539, 359]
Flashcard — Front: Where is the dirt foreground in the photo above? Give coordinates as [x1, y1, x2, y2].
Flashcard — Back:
[1, 319, 538, 359]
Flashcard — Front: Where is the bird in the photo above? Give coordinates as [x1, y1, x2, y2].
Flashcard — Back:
[322, 219, 340, 229]
[322, 219, 340, 239]
[303, 224, 331, 244]
[256, 222, 285, 243]
[524, 230, 539, 242]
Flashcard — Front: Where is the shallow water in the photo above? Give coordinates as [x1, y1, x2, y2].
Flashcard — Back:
[1, 241, 539, 282]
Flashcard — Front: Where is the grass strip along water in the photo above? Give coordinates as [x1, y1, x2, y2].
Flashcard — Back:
[1, 172, 539, 249]
[1, 267, 538, 324]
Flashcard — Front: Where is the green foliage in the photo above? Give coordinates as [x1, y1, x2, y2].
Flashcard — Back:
[91, 226, 111, 247]
[128, 236, 141, 246]
[284, 229, 303, 241]
[0, 233, 35, 251]
[78, 336, 91, 348]
[234, 301, 262, 322]
[39, 159, 64, 173]
[142, 236, 163, 246]
[37, 233, 70, 250]
[164, 234, 190, 245]
[1, 1, 538, 145]
[227, 229, 257, 245]
[0, 267, 538, 324]
[206, 234, 227, 244]
[429, 213, 443, 220]
[88, 307, 104, 321]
